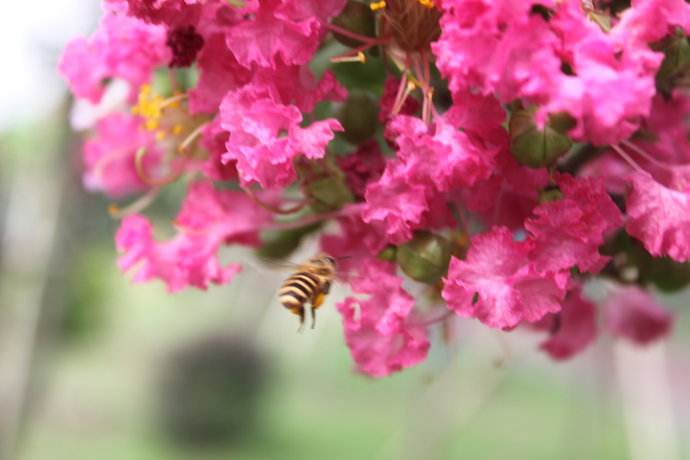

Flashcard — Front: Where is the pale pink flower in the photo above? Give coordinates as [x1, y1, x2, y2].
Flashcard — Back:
[82, 112, 159, 197]
[116, 181, 272, 292]
[59, 1, 169, 103]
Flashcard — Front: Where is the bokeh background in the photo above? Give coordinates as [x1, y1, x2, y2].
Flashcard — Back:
[1, 2, 690, 460]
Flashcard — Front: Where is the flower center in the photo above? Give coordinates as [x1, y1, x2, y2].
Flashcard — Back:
[376, 0, 441, 52]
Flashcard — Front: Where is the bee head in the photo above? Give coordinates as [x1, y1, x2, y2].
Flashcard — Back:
[311, 254, 337, 276]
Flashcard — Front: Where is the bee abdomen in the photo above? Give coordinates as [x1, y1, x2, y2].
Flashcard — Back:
[279, 271, 320, 309]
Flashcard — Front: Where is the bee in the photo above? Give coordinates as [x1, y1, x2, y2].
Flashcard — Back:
[278, 253, 337, 331]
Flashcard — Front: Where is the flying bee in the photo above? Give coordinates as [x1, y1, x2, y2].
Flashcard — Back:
[278, 253, 337, 331]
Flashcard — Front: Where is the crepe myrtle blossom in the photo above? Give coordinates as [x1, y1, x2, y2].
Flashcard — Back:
[60, 0, 689, 377]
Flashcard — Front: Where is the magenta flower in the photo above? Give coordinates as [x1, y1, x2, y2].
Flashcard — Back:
[526, 174, 623, 274]
[626, 171, 690, 262]
[604, 286, 673, 345]
[442, 227, 568, 330]
[337, 260, 430, 377]
[60, 0, 690, 375]
[219, 83, 342, 188]
[537, 288, 597, 361]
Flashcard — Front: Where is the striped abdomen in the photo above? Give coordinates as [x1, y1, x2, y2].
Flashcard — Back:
[279, 271, 323, 311]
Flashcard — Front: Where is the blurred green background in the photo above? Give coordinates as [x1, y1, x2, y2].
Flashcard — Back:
[2, 2, 690, 460]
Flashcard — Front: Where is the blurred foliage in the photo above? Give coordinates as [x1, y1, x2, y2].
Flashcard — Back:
[59, 249, 110, 344]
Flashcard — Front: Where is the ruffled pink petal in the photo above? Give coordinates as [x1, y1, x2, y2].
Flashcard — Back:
[116, 181, 272, 292]
[526, 174, 623, 274]
[626, 172, 690, 262]
[604, 285, 673, 345]
[337, 260, 430, 378]
[442, 226, 567, 330]
[538, 288, 597, 360]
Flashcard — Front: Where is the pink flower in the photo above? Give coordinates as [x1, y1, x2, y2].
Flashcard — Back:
[58, 1, 169, 103]
[542, 2, 662, 145]
[253, 64, 347, 113]
[626, 172, 690, 262]
[604, 285, 673, 345]
[225, 0, 346, 68]
[388, 115, 497, 191]
[611, 0, 690, 44]
[82, 112, 159, 197]
[444, 90, 506, 141]
[526, 174, 623, 274]
[337, 260, 430, 377]
[116, 181, 272, 292]
[537, 288, 597, 360]
[199, 117, 238, 181]
[461, 148, 549, 229]
[433, 0, 561, 101]
[187, 33, 251, 114]
[320, 205, 386, 275]
[442, 227, 568, 330]
[219, 83, 342, 188]
[362, 163, 432, 245]
[579, 153, 633, 196]
[122, 0, 203, 26]
[336, 141, 386, 201]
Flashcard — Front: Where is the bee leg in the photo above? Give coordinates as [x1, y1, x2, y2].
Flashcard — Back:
[293, 306, 305, 333]
[310, 305, 317, 330]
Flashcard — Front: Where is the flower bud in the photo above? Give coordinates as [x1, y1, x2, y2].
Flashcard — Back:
[509, 108, 574, 168]
[378, 245, 397, 262]
[296, 156, 354, 212]
[337, 90, 379, 144]
[331, 0, 376, 48]
[396, 231, 451, 284]
[538, 186, 563, 203]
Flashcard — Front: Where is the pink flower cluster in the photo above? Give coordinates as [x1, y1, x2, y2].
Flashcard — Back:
[60, 0, 689, 377]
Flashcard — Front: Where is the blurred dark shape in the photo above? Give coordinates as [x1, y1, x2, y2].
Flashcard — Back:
[157, 334, 269, 448]
[256, 222, 323, 261]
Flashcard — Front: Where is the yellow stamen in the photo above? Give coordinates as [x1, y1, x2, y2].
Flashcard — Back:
[370, 1, 386, 11]
[417, 0, 434, 7]
[132, 84, 165, 131]
[172, 124, 184, 136]
[331, 51, 366, 63]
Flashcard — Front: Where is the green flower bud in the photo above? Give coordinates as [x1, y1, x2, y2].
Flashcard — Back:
[337, 90, 379, 144]
[602, 231, 690, 292]
[296, 156, 354, 212]
[538, 186, 563, 203]
[378, 245, 397, 262]
[396, 232, 451, 284]
[331, 0, 376, 48]
[509, 108, 574, 168]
